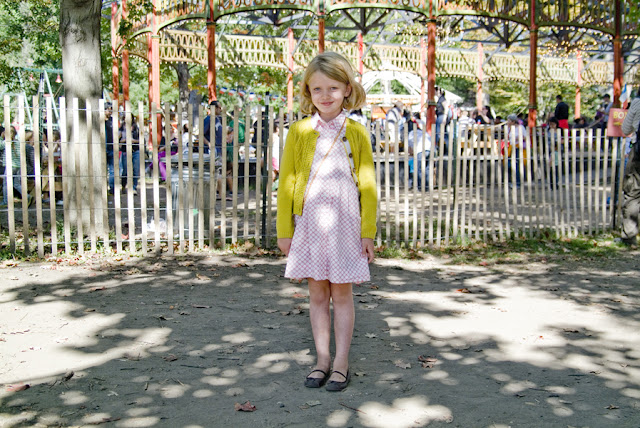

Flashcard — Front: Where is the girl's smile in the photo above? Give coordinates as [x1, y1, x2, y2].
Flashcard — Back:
[308, 71, 352, 122]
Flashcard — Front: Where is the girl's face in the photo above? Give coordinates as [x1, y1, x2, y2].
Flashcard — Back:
[308, 71, 351, 122]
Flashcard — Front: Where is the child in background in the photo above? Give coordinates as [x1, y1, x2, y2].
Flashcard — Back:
[277, 52, 377, 392]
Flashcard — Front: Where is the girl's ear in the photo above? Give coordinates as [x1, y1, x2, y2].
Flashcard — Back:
[345, 84, 352, 98]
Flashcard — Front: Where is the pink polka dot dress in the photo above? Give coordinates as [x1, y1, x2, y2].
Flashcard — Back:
[285, 111, 370, 284]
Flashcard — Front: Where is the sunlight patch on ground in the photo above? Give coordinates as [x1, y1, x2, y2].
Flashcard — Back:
[326, 409, 352, 426]
[358, 396, 452, 427]
[0, 298, 175, 384]
[221, 331, 254, 344]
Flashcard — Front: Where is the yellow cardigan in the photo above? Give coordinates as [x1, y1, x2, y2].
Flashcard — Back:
[276, 117, 377, 239]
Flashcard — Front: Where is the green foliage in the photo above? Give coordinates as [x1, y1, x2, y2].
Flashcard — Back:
[436, 77, 476, 106]
[0, 0, 61, 92]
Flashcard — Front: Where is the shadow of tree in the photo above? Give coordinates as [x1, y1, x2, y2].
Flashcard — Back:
[0, 253, 639, 427]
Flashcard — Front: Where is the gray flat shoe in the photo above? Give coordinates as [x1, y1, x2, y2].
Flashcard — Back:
[304, 369, 329, 388]
[325, 370, 350, 392]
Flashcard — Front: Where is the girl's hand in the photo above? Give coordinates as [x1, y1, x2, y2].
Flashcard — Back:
[278, 238, 292, 256]
[361, 238, 375, 263]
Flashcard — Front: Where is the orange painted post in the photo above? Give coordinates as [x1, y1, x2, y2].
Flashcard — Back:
[318, 17, 325, 53]
[288, 27, 294, 112]
[357, 32, 364, 82]
[122, 0, 130, 102]
[528, 0, 538, 129]
[613, 0, 623, 108]
[207, 0, 217, 102]
[149, 0, 162, 145]
[111, 1, 119, 102]
[426, 12, 436, 135]
[207, 23, 217, 102]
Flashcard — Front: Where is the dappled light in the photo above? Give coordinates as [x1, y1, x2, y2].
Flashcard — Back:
[0, 251, 639, 426]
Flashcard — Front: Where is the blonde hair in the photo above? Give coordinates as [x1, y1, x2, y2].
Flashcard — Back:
[300, 51, 367, 115]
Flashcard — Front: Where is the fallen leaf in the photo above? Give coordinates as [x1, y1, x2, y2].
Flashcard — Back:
[163, 354, 178, 362]
[264, 324, 280, 329]
[264, 309, 278, 313]
[7, 384, 30, 392]
[196, 274, 210, 281]
[365, 333, 377, 338]
[292, 293, 306, 299]
[88, 417, 121, 425]
[191, 304, 211, 309]
[606, 404, 619, 410]
[232, 263, 248, 268]
[395, 360, 411, 369]
[418, 355, 438, 368]
[304, 400, 321, 407]
[235, 401, 257, 412]
[178, 260, 195, 266]
[479, 261, 489, 266]
[90, 286, 106, 292]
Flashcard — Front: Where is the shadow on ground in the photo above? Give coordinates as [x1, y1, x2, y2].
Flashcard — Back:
[1, 252, 639, 427]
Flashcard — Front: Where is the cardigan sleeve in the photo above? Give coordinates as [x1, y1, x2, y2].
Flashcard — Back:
[276, 124, 298, 238]
[355, 125, 377, 239]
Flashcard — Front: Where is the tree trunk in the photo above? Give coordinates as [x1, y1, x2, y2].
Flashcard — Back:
[173, 62, 191, 122]
[59, 0, 104, 231]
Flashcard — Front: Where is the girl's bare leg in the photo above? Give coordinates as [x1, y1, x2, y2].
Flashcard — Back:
[307, 278, 331, 378]
[328, 282, 354, 382]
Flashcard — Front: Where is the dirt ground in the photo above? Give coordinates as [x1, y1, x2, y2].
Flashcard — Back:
[1, 248, 639, 428]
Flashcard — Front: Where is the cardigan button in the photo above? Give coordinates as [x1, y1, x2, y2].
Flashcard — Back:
[342, 136, 347, 141]
[348, 153, 353, 158]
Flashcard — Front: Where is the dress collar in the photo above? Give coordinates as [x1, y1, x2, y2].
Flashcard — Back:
[311, 110, 347, 131]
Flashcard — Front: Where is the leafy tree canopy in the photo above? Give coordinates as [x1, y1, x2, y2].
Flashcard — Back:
[0, 0, 61, 93]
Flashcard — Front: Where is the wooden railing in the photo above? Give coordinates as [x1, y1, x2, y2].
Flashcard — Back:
[0, 97, 628, 256]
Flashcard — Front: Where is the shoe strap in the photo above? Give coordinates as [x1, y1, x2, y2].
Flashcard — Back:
[307, 369, 327, 377]
[331, 370, 348, 380]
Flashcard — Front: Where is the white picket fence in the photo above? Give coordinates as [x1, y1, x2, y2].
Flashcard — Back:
[0, 96, 628, 257]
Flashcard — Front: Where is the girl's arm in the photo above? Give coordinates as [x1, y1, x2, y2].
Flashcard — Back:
[276, 125, 297, 240]
[358, 130, 377, 240]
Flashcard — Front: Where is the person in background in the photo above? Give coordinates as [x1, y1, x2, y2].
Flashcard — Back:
[619, 94, 640, 248]
[119, 114, 142, 195]
[348, 108, 367, 127]
[573, 117, 588, 129]
[385, 101, 404, 144]
[271, 120, 288, 188]
[506, 114, 527, 188]
[435, 88, 447, 144]
[104, 102, 115, 193]
[546, 117, 562, 188]
[599, 94, 613, 133]
[0, 126, 32, 207]
[407, 112, 431, 191]
[554, 95, 570, 129]
[481, 105, 495, 125]
[202, 100, 223, 156]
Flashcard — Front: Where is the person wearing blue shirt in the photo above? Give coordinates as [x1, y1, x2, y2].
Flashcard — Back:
[202, 101, 223, 156]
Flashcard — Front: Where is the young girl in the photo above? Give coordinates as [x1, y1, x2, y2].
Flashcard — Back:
[277, 52, 377, 392]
